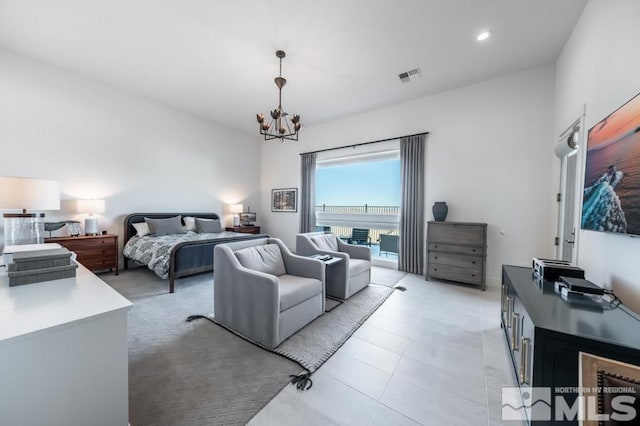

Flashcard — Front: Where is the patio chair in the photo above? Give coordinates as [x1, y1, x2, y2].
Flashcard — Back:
[349, 228, 371, 246]
[378, 234, 399, 256]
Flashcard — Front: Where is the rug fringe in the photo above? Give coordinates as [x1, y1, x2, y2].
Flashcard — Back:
[186, 314, 208, 322]
[289, 372, 313, 390]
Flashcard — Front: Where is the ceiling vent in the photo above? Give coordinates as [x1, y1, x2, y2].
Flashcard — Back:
[398, 67, 422, 83]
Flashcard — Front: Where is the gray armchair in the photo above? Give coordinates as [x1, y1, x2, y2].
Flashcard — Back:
[213, 238, 325, 349]
[296, 232, 371, 299]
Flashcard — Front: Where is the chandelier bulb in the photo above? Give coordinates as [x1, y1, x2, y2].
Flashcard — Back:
[256, 114, 265, 124]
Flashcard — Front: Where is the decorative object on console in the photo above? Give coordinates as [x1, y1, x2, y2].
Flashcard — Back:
[77, 199, 105, 236]
[272, 188, 297, 212]
[0, 177, 60, 246]
[532, 257, 585, 282]
[7, 247, 77, 286]
[44, 220, 81, 237]
[230, 204, 243, 226]
[256, 50, 302, 141]
[432, 201, 448, 221]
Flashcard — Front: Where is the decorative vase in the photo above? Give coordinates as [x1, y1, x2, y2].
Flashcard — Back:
[432, 202, 448, 221]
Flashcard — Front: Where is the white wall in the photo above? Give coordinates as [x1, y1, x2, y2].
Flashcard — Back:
[261, 65, 556, 286]
[0, 50, 261, 253]
[555, 0, 640, 312]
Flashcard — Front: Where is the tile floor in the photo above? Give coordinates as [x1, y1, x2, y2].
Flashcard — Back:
[249, 273, 524, 425]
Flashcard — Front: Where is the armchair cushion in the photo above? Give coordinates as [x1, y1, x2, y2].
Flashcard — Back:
[349, 259, 371, 276]
[234, 244, 286, 277]
[311, 233, 339, 251]
[278, 274, 323, 312]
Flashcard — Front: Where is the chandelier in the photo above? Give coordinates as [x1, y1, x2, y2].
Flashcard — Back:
[256, 50, 302, 141]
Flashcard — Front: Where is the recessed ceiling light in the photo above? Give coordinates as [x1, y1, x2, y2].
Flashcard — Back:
[477, 30, 492, 41]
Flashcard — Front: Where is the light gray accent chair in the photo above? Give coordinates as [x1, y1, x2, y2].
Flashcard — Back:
[296, 231, 371, 300]
[213, 238, 325, 349]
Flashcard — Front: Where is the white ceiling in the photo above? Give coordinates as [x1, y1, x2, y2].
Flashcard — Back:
[0, 0, 587, 134]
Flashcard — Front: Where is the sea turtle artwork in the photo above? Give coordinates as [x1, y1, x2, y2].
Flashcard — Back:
[44, 220, 81, 237]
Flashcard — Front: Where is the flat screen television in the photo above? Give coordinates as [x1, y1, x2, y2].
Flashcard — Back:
[581, 91, 640, 235]
[239, 212, 256, 226]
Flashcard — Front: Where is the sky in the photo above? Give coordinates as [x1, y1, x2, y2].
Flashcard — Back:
[316, 159, 401, 206]
[587, 93, 640, 148]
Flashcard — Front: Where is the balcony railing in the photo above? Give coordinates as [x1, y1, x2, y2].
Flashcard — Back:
[315, 205, 399, 253]
[316, 204, 399, 215]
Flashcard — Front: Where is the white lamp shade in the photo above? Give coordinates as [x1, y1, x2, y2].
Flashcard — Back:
[0, 177, 60, 211]
[230, 204, 243, 214]
[77, 199, 106, 214]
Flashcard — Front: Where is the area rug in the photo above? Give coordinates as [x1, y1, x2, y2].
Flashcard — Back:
[102, 266, 405, 426]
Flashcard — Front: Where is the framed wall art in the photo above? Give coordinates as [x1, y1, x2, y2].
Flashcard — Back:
[271, 188, 298, 212]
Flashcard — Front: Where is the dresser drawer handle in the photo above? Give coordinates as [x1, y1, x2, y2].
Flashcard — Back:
[434, 245, 438, 248]
[434, 268, 437, 271]
[434, 256, 438, 259]
[471, 274, 476, 277]
[472, 261, 476, 265]
[472, 249, 476, 252]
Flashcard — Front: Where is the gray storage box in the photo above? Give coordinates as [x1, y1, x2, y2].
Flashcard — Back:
[8, 260, 78, 287]
[8, 248, 73, 272]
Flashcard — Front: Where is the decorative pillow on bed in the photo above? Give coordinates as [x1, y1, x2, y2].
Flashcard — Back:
[195, 217, 222, 233]
[234, 244, 286, 276]
[183, 216, 196, 231]
[145, 216, 185, 236]
[133, 222, 151, 237]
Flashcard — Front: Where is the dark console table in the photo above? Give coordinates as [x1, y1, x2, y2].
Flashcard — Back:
[501, 265, 640, 425]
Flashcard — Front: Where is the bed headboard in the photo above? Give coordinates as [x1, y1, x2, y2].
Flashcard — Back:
[123, 213, 221, 243]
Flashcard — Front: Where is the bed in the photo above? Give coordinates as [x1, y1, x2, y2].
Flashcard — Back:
[123, 213, 269, 293]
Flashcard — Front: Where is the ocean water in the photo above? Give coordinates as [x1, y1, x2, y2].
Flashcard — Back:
[584, 132, 640, 234]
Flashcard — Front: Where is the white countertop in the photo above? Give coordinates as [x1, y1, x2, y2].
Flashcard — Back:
[0, 264, 132, 347]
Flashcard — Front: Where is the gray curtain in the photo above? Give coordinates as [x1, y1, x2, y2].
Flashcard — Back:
[299, 152, 317, 233]
[399, 134, 426, 274]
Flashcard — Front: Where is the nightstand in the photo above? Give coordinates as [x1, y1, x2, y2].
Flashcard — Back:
[225, 226, 261, 234]
[45, 234, 118, 274]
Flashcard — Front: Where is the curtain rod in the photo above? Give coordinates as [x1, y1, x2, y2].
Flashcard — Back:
[299, 131, 429, 156]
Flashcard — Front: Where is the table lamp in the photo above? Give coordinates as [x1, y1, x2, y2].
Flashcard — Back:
[0, 177, 61, 246]
[77, 199, 105, 235]
[230, 204, 243, 226]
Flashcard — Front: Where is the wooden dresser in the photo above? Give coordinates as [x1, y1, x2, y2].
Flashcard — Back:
[45, 234, 118, 274]
[426, 221, 487, 290]
[225, 226, 261, 234]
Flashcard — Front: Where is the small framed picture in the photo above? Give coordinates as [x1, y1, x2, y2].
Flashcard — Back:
[271, 188, 298, 212]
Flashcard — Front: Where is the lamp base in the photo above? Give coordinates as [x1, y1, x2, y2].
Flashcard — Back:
[3, 213, 46, 246]
[84, 217, 99, 236]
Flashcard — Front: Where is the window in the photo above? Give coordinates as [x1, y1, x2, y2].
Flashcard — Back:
[315, 148, 400, 259]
